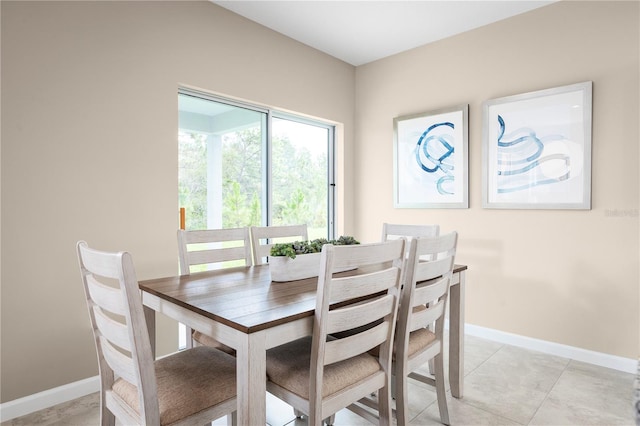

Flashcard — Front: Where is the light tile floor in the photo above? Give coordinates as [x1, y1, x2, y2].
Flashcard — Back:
[2, 335, 636, 425]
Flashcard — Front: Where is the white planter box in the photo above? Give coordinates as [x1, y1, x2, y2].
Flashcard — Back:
[268, 253, 357, 282]
[269, 253, 322, 282]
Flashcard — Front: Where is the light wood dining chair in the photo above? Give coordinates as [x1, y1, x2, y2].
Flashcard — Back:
[393, 232, 457, 426]
[265, 239, 406, 426]
[250, 224, 308, 265]
[76, 241, 237, 426]
[177, 227, 252, 349]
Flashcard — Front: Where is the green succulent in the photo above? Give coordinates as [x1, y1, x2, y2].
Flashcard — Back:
[270, 236, 360, 259]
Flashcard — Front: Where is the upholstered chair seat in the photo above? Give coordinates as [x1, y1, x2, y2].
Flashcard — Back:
[368, 327, 437, 359]
[112, 346, 236, 425]
[266, 336, 381, 399]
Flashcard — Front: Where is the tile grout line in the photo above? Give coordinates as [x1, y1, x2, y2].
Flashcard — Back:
[461, 340, 506, 378]
[524, 357, 572, 425]
[449, 343, 531, 425]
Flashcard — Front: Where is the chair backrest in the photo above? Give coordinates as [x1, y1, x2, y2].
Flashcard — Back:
[310, 239, 405, 418]
[395, 232, 458, 365]
[250, 224, 308, 265]
[382, 222, 441, 266]
[381, 222, 440, 242]
[177, 227, 252, 274]
[76, 241, 160, 424]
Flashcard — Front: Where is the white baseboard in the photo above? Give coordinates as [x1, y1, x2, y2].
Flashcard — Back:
[0, 376, 99, 422]
[1, 326, 636, 422]
[464, 323, 637, 374]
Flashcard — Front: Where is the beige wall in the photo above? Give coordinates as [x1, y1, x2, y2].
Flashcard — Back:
[0, 1, 355, 402]
[354, 1, 639, 359]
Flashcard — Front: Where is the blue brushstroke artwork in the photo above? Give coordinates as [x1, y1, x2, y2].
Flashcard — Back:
[495, 115, 570, 194]
[414, 122, 455, 195]
[396, 106, 467, 208]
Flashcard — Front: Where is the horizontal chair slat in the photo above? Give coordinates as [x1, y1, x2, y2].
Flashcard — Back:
[410, 300, 445, 332]
[415, 257, 453, 282]
[94, 306, 131, 352]
[329, 239, 404, 271]
[87, 276, 126, 316]
[183, 228, 248, 244]
[327, 293, 394, 334]
[188, 247, 248, 265]
[414, 277, 449, 306]
[415, 232, 457, 254]
[80, 249, 122, 279]
[325, 322, 390, 365]
[330, 268, 399, 303]
[100, 336, 136, 385]
[252, 225, 307, 240]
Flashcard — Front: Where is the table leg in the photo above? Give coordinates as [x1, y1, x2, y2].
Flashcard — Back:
[237, 330, 267, 425]
[449, 270, 465, 398]
[144, 305, 156, 358]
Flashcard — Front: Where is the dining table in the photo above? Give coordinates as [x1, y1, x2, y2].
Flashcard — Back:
[139, 263, 467, 425]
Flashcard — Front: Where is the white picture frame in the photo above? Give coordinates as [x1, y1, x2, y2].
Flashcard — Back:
[393, 105, 469, 209]
[482, 81, 592, 209]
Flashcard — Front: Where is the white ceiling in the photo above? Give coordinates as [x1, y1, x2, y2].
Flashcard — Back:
[212, 1, 555, 66]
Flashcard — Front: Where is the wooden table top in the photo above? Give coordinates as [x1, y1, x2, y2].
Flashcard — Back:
[139, 264, 467, 335]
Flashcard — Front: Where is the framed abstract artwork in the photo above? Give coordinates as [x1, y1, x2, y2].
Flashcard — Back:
[482, 81, 592, 209]
[393, 105, 469, 208]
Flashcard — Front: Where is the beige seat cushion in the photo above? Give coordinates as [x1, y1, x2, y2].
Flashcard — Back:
[266, 336, 381, 399]
[368, 327, 437, 358]
[401, 304, 439, 357]
[112, 346, 236, 425]
[406, 327, 438, 356]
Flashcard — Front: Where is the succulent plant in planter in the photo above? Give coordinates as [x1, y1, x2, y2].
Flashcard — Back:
[269, 236, 360, 282]
[270, 236, 360, 259]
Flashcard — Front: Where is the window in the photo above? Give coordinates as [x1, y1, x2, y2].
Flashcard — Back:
[178, 90, 335, 238]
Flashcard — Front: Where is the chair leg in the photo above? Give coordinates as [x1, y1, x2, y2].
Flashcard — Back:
[394, 370, 409, 426]
[309, 408, 323, 426]
[427, 312, 435, 375]
[428, 358, 435, 375]
[378, 383, 393, 426]
[100, 399, 115, 426]
[390, 375, 396, 398]
[434, 352, 450, 425]
[293, 408, 304, 418]
[324, 414, 336, 425]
